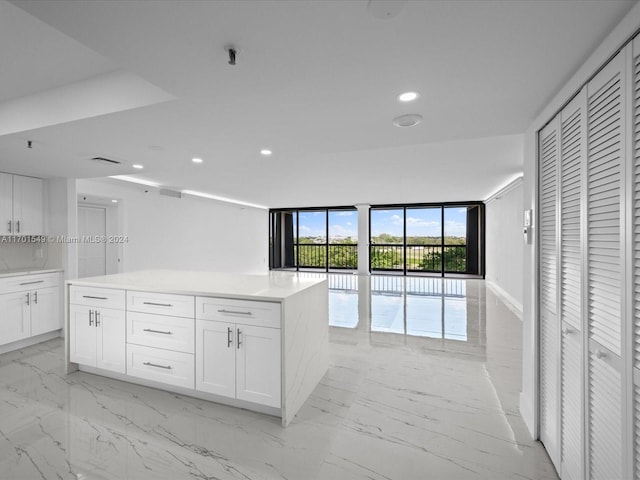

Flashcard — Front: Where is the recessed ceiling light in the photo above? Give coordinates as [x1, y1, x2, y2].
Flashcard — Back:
[192, 157, 203, 164]
[132, 164, 144, 169]
[392, 114, 423, 128]
[111, 199, 118, 203]
[260, 149, 272, 156]
[398, 91, 419, 102]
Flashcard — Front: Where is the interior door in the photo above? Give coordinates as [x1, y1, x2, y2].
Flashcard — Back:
[539, 117, 560, 468]
[585, 49, 625, 480]
[78, 205, 107, 278]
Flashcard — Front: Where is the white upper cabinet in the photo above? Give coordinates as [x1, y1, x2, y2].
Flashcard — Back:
[0, 172, 44, 236]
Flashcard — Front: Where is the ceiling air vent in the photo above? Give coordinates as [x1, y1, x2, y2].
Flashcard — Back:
[159, 189, 182, 199]
[90, 156, 122, 165]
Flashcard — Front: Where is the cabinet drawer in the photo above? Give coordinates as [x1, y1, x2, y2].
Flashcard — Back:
[0, 273, 59, 294]
[127, 344, 194, 389]
[70, 286, 126, 310]
[196, 297, 281, 329]
[127, 291, 194, 318]
[127, 312, 194, 354]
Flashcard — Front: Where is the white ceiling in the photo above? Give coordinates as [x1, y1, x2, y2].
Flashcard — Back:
[0, 0, 636, 208]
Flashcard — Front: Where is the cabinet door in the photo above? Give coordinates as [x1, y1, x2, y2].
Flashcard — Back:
[195, 320, 236, 398]
[96, 308, 126, 374]
[0, 173, 12, 234]
[0, 291, 31, 345]
[12, 175, 44, 236]
[30, 287, 60, 336]
[236, 324, 281, 408]
[69, 305, 97, 366]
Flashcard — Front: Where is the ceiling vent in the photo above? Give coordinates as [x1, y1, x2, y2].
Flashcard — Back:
[159, 188, 182, 199]
[90, 156, 122, 165]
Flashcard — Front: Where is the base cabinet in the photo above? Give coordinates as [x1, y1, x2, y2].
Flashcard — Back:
[69, 305, 125, 374]
[0, 273, 61, 347]
[31, 287, 60, 336]
[196, 319, 281, 408]
[0, 291, 31, 344]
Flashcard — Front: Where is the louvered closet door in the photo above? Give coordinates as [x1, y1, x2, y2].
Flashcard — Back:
[586, 50, 625, 480]
[632, 36, 640, 480]
[559, 90, 586, 480]
[539, 118, 560, 468]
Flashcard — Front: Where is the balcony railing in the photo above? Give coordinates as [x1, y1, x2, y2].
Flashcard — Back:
[294, 243, 467, 272]
[370, 244, 467, 273]
[295, 243, 358, 269]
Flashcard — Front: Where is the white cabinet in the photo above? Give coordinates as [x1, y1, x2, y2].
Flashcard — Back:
[0, 273, 61, 347]
[196, 320, 237, 398]
[30, 287, 60, 336]
[0, 290, 31, 344]
[0, 172, 44, 236]
[236, 323, 281, 407]
[69, 286, 126, 374]
[69, 305, 125, 373]
[195, 297, 282, 409]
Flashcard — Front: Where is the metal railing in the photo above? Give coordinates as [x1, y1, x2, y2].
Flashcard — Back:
[295, 244, 358, 269]
[370, 244, 467, 273]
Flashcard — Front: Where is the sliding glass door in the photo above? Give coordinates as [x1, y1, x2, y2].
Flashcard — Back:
[370, 203, 483, 277]
[270, 207, 358, 272]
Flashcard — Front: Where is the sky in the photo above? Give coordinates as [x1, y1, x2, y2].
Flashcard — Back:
[371, 208, 467, 237]
[295, 208, 468, 239]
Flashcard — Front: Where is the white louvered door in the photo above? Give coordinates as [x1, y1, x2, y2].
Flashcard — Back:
[585, 50, 625, 480]
[559, 90, 586, 480]
[631, 36, 640, 480]
[539, 117, 560, 468]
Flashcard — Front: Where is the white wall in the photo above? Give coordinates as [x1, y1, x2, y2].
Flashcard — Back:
[520, 2, 640, 438]
[485, 178, 523, 311]
[76, 179, 268, 275]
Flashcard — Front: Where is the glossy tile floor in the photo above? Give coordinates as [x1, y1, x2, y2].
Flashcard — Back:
[0, 275, 558, 480]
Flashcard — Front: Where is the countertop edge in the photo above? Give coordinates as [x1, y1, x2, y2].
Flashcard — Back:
[65, 278, 327, 302]
[0, 268, 64, 279]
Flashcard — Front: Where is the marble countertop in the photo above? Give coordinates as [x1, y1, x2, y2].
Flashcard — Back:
[67, 270, 327, 301]
[0, 268, 64, 279]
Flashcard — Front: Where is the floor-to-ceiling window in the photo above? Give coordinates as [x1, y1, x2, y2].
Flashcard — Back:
[269, 207, 358, 272]
[369, 203, 484, 277]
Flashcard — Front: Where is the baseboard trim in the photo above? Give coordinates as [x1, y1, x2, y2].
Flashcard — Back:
[485, 280, 523, 319]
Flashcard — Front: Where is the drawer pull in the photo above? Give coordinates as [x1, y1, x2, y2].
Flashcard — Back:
[143, 328, 173, 335]
[227, 327, 233, 348]
[19, 280, 44, 286]
[218, 309, 252, 316]
[83, 295, 108, 300]
[143, 362, 172, 370]
[143, 302, 173, 307]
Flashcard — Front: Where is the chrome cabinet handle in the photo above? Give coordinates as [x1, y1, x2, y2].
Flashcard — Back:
[25, 292, 30, 306]
[143, 362, 172, 370]
[34, 291, 38, 304]
[218, 309, 252, 316]
[83, 295, 108, 300]
[143, 328, 173, 335]
[595, 349, 605, 359]
[237, 328, 242, 349]
[95, 310, 101, 327]
[143, 302, 173, 307]
[562, 327, 574, 335]
[16, 220, 19, 233]
[227, 327, 233, 348]
[89, 310, 94, 326]
[20, 280, 44, 286]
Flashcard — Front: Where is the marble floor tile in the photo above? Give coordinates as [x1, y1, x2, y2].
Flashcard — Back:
[0, 276, 557, 480]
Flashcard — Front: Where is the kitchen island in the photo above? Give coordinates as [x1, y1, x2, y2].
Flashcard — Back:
[65, 270, 329, 426]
